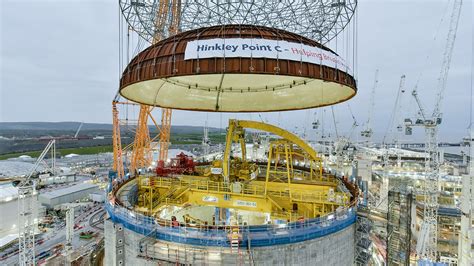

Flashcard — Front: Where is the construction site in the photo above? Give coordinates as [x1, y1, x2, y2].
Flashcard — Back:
[0, 0, 473, 265]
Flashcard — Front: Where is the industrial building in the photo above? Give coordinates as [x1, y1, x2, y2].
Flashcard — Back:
[105, 119, 359, 265]
[105, 1, 362, 260]
[38, 183, 99, 208]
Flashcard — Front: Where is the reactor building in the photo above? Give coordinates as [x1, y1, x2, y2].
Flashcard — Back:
[104, 24, 360, 265]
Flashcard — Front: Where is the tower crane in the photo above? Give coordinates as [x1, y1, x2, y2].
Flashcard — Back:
[382, 75, 406, 167]
[394, 75, 406, 168]
[73, 121, 83, 139]
[15, 139, 56, 266]
[405, 0, 462, 261]
[361, 69, 378, 142]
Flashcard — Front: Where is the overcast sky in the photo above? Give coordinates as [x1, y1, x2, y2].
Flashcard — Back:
[1, 0, 472, 142]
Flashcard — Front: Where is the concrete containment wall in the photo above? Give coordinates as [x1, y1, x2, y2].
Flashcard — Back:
[251, 225, 355, 265]
[104, 218, 355, 266]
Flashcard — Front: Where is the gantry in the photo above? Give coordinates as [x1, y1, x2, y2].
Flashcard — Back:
[135, 119, 352, 222]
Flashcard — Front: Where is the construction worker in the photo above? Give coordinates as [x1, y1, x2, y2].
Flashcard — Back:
[171, 216, 179, 227]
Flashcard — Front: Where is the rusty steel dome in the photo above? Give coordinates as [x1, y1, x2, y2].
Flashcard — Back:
[120, 24, 357, 112]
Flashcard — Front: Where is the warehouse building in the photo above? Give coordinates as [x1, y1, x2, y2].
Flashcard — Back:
[38, 183, 99, 208]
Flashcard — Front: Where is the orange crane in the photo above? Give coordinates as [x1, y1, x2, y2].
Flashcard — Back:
[113, 0, 181, 178]
[112, 99, 124, 179]
[156, 0, 180, 163]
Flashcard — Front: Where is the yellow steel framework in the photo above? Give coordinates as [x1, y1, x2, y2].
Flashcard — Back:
[223, 119, 323, 182]
[134, 119, 350, 221]
[137, 175, 349, 221]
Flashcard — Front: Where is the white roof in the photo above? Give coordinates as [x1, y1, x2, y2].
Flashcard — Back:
[40, 183, 98, 200]
[0, 184, 18, 201]
[0, 234, 17, 248]
[0, 161, 43, 177]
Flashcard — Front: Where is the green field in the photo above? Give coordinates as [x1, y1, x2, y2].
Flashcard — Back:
[0, 145, 114, 160]
[170, 132, 227, 144]
[0, 132, 228, 161]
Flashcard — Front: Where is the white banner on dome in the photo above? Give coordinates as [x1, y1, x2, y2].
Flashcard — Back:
[184, 38, 351, 73]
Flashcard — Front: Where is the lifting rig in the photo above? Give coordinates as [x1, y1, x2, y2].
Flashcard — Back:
[136, 120, 351, 221]
[113, 0, 181, 179]
[406, 0, 462, 261]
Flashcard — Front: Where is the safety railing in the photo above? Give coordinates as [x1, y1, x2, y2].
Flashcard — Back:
[105, 200, 356, 248]
[138, 176, 348, 205]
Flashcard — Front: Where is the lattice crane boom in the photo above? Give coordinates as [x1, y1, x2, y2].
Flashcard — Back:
[408, 0, 463, 261]
[157, 0, 181, 162]
[18, 139, 56, 266]
[74, 122, 83, 139]
[120, 0, 182, 175]
[395, 75, 406, 167]
[361, 69, 378, 139]
[411, 89, 427, 120]
[112, 98, 125, 179]
[432, 0, 462, 120]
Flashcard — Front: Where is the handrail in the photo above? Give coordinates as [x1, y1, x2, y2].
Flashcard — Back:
[108, 178, 356, 231]
[105, 201, 356, 240]
[138, 175, 349, 205]
[112, 173, 357, 218]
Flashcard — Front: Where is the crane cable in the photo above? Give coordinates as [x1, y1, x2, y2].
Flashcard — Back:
[411, 0, 452, 99]
[331, 106, 339, 139]
[468, 24, 473, 159]
[382, 76, 404, 145]
[346, 103, 358, 139]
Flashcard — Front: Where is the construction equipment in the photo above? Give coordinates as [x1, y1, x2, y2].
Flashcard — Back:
[155, 152, 195, 177]
[159, 108, 173, 162]
[136, 119, 350, 220]
[222, 120, 323, 184]
[73, 122, 83, 139]
[16, 139, 56, 266]
[153, 0, 180, 164]
[361, 69, 378, 140]
[202, 118, 210, 155]
[116, 0, 182, 178]
[382, 74, 406, 167]
[406, 0, 463, 261]
[130, 105, 154, 175]
[112, 96, 126, 180]
[64, 207, 74, 264]
[394, 75, 406, 167]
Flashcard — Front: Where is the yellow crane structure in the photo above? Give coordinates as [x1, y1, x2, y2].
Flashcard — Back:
[135, 119, 352, 222]
[113, 0, 181, 178]
[223, 120, 323, 183]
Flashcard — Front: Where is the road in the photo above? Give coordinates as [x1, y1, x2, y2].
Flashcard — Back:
[89, 208, 106, 230]
[1, 204, 104, 265]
